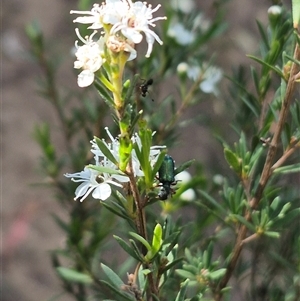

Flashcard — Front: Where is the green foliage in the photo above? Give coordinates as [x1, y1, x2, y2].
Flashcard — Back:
[27, 1, 300, 301]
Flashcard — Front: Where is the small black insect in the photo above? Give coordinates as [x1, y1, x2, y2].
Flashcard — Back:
[157, 155, 177, 200]
[140, 78, 154, 99]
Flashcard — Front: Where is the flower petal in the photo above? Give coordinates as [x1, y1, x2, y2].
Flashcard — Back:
[77, 70, 95, 87]
[92, 183, 112, 200]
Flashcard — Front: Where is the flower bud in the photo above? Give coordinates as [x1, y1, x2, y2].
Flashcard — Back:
[268, 5, 282, 29]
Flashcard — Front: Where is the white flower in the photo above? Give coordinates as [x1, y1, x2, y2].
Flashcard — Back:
[74, 29, 105, 87]
[92, 127, 164, 177]
[186, 64, 223, 95]
[186, 65, 200, 81]
[268, 5, 282, 16]
[71, 1, 166, 58]
[167, 23, 195, 45]
[177, 62, 189, 74]
[200, 66, 222, 95]
[193, 14, 211, 33]
[71, 4, 103, 29]
[101, 0, 130, 25]
[91, 127, 120, 163]
[66, 127, 166, 201]
[110, 1, 166, 57]
[64, 166, 126, 201]
[175, 171, 195, 201]
[132, 131, 165, 167]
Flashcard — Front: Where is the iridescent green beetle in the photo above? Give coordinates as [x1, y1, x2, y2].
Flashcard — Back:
[158, 155, 176, 200]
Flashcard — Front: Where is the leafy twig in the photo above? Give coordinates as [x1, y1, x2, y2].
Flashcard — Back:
[215, 42, 300, 301]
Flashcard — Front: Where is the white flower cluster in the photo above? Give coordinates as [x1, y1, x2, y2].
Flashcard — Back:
[177, 62, 223, 95]
[71, 0, 166, 87]
[65, 127, 164, 201]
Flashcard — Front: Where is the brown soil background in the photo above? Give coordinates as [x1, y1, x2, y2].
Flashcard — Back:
[1, 1, 288, 300]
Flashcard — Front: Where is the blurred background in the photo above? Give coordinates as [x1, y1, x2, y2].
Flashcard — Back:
[1, 0, 291, 300]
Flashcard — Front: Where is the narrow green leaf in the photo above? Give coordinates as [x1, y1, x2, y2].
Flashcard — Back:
[129, 232, 152, 252]
[284, 52, 300, 65]
[175, 269, 195, 279]
[94, 137, 118, 165]
[247, 55, 284, 78]
[101, 263, 124, 288]
[279, 202, 292, 216]
[292, 0, 300, 29]
[232, 214, 256, 232]
[241, 95, 259, 117]
[256, 20, 270, 50]
[152, 224, 162, 253]
[88, 164, 126, 176]
[114, 235, 144, 262]
[203, 242, 213, 268]
[151, 150, 167, 179]
[174, 279, 189, 301]
[129, 239, 145, 262]
[161, 258, 183, 273]
[264, 231, 280, 238]
[163, 231, 181, 249]
[100, 280, 134, 301]
[224, 148, 241, 173]
[272, 208, 300, 228]
[273, 163, 300, 174]
[220, 287, 232, 293]
[190, 296, 201, 301]
[198, 189, 227, 215]
[56, 267, 93, 284]
[208, 269, 227, 280]
[250, 66, 260, 96]
[145, 223, 163, 261]
[101, 201, 131, 221]
[94, 80, 114, 106]
[174, 159, 195, 175]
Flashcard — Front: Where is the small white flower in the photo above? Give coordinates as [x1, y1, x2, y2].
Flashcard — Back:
[91, 127, 143, 176]
[177, 62, 189, 74]
[102, 0, 130, 25]
[193, 14, 211, 33]
[268, 5, 282, 16]
[71, 4, 103, 29]
[110, 1, 166, 57]
[186, 64, 222, 95]
[186, 65, 201, 81]
[71, 1, 166, 58]
[66, 127, 166, 201]
[213, 174, 224, 186]
[92, 127, 164, 177]
[200, 66, 222, 95]
[64, 166, 125, 201]
[167, 23, 195, 45]
[132, 131, 165, 176]
[175, 171, 196, 201]
[74, 29, 105, 87]
[71, 1, 131, 30]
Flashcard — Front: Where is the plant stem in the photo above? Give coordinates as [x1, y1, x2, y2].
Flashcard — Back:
[215, 42, 300, 301]
[127, 161, 159, 300]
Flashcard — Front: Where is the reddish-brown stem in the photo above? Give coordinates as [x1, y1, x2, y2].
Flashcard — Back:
[127, 161, 159, 301]
[215, 43, 300, 301]
[271, 141, 300, 170]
